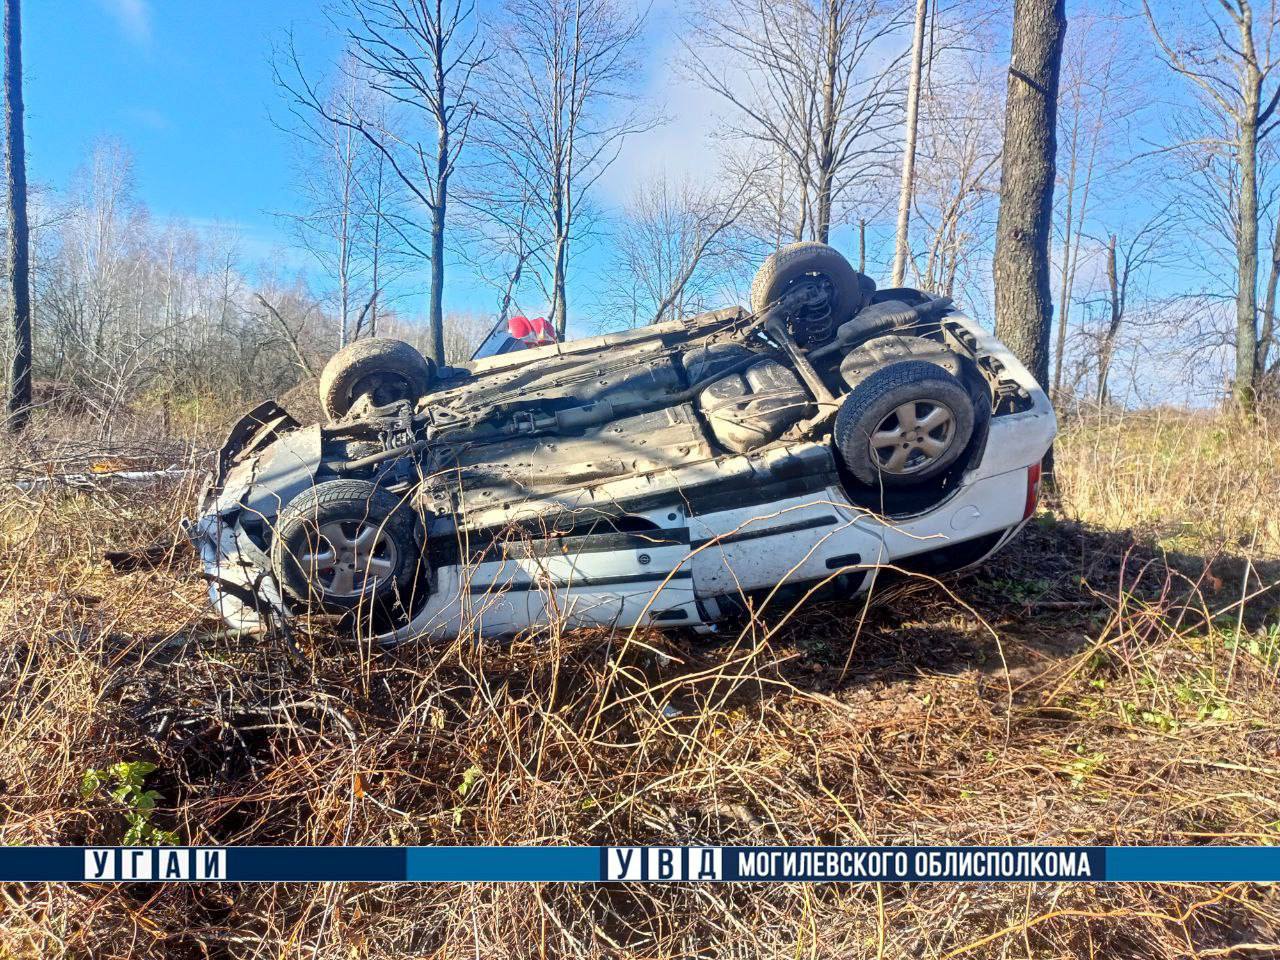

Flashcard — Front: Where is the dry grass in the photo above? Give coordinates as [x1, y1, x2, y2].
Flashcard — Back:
[1055, 407, 1280, 555]
[0, 408, 1278, 958]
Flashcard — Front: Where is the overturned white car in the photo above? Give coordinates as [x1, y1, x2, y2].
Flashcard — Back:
[188, 242, 1056, 642]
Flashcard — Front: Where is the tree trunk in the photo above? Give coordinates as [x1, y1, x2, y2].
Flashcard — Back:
[1096, 232, 1120, 405]
[994, 0, 1065, 396]
[814, 169, 833, 244]
[338, 212, 351, 348]
[550, 227, 568, 338]
[858, 218, 866, 273]
[5, 0, 30, 433]
[427, 197, 446, 366]
[1235, 75, 1261, 411]
[814, 0, 840, 244]
[891, 0, 928, 287]
[428, 77, 449, 366]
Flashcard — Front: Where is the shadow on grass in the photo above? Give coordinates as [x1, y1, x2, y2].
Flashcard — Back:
[651, 515, 1278, 704]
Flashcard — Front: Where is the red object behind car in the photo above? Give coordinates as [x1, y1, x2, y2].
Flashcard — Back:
[508, 315, 556, 346]
[472, 315, 558, 360]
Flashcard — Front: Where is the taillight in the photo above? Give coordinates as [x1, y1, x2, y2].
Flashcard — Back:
[1023, 461, 1043, 520]
[508, 315, 557, 347]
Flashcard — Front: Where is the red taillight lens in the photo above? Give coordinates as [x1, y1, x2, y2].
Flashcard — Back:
[1023, 461, 1043, 520]
[527, 317, 556, 344]
[508, 315, 556, 347]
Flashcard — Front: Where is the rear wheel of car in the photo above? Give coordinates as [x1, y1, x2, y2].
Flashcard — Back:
[750, 241, 872, 344]
[271, 479, 420, 612]
[319, 338, 434, 421]
[834, 360, 976, 488]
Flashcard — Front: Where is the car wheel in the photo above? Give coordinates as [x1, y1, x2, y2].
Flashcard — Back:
[834, 360, 976, 487]
[271, 479, 420, 612]
[750, 241, 872, 344]
[319, 338, 434, 421]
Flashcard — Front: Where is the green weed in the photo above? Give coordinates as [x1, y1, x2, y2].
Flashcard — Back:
[80, 761, 179, 846]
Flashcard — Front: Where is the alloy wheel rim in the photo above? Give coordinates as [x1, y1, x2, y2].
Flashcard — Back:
[300, 519, 399, 598]
[868, 399, 956, 475]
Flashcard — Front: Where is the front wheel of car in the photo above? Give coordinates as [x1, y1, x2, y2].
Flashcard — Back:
[834, 360, 976, 488]
[271, 479, 420, 613]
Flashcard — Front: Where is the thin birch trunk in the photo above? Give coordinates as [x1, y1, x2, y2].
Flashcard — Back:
[891, 0, 928, 286]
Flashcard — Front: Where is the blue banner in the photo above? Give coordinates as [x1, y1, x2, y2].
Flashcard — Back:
[0, 845, 1275, 882]
[1106, 847, 1280, 882]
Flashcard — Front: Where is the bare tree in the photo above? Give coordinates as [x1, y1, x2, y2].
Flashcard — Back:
[909, 52, 1003, 307]
[603, 173, 757, 329]
[276, 63, 391, 347]
[255, 293, 319, 379]
[371, 307, 489, 363]
[1050, 5, 1142, 398]
[993, 0, 1066, 396]
[1167, 101, 1254, 291]
[359, 144, 392, 338]
[31, 140, 336, 420]
[1256, 173, 1280, 387]
[277, 0, 488, 365]
[477, 0, 651, 337]
[5, 0, 30, 432]
[1085, 212, 1176, 404]
[455, 179, 545, 329]
[1144, 0, 1280, 410]
[891, 0, 929, 286]
[280, 62, 366, 345]
[41, 142, 142, 379]
[685, 0, 907, 247]
[440, 310, 492, 363]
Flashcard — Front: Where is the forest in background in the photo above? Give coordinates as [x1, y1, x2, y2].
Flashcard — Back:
[3, 0, 1280, 437]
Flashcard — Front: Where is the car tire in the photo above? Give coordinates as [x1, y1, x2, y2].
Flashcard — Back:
[271, 478, 420, 612]
[749, 242, 872, 337]
[834, 360, 976, 488]
[319, 338, 434, 421]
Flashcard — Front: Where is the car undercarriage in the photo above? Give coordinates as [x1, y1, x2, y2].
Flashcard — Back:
[189, 242, 1056, 642]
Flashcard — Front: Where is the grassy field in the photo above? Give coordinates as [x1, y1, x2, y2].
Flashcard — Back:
[0, 408, 1277, 958]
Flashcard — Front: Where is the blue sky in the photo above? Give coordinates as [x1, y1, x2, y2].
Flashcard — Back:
[18, 1, 1007, 327]
[27, 0, 882, 330]
[28, 1, 339, 260]
[24, 0, 710, 328]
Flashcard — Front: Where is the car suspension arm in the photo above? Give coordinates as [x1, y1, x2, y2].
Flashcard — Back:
[763, 317, 839, 409]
